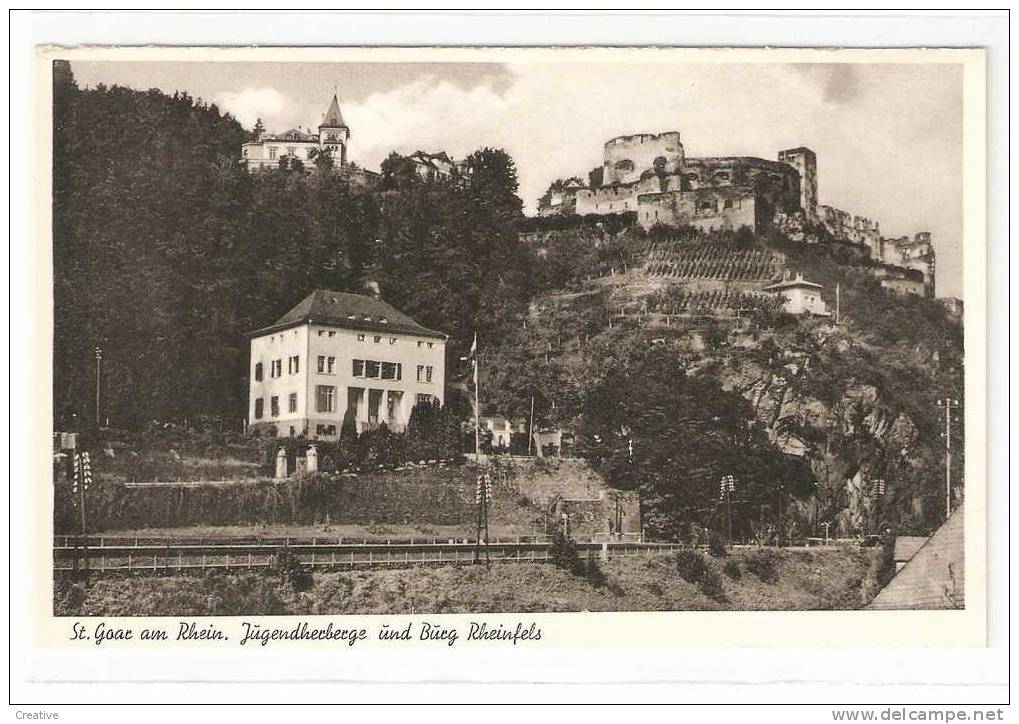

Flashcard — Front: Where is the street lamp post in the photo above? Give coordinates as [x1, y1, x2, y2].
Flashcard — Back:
[936, 397, 960, 520]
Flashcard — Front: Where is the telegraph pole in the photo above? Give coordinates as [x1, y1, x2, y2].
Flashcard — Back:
[528, 395, 535, 456]
[870, 478, 886, 534]
[720, 474, 736, 544]
[474, 468, 490, 565]
[937, 397, 960, 520]
[94, 346, 103, 427]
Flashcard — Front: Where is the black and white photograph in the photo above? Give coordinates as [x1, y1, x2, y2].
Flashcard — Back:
[10, 7, 1012, 715]
[45, 48, 978, 620]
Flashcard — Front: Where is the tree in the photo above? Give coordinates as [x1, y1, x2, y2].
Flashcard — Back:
[379, 152, 419, 190]
[310, 146, 334, 173]
[580, 343, 813, 541]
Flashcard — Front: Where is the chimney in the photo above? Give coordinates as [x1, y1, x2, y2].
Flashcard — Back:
[364, 280, 381, 299]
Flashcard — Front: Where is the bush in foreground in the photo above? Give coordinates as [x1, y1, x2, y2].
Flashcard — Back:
[744, 549, 780, 583]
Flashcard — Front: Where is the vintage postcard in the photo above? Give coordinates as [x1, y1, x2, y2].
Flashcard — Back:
[30, 44, 987, 659]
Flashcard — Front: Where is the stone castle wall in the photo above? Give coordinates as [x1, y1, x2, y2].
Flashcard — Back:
[637, 185, 758, 232]
[602, 132, 685, 185]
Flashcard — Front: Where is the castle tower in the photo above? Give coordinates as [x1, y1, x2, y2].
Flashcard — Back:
[778, 147, 818, 225]
[602, 132, 684, 186]
[318, 93, 349, 165]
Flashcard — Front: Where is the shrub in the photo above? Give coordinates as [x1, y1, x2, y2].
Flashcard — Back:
[268, 548, 313, 592]
[744, 549, 780, 583]
[707, 533, 727, 557]
[675, 549, 709, 584]
[723, 559, 742, 580]
[698, 568, 725, 601]
[549, 529, 607, 586]
[550, 529, 583, 574]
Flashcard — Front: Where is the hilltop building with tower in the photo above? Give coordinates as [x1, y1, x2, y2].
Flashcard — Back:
[241, 94, 352, 171]
[537, 131, 936, 296]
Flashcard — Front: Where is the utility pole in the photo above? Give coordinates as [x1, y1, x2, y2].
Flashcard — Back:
[474, 468, 490, 565]
[462, 333, 488, 565]
[94, 346, 103, 427]
[835, 283, 840, 325]
[528, 395, 535, 456]
[720, 474, 736, 544]
[936, 397, 960, 520]
[72, 451, 92, 586]
[870, 478, 886, 534]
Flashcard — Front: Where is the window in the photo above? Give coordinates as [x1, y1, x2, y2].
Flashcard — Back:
[427, 342, 433, 349]
[352, 359, 365, 377]
[270, 359, 282, 378]
[269, 147, 277, 160]
[416, 394, 433, 406]
[328, 331, 336, 337]
[389, 338, 397, 345]
[317, 331, 324, 337]
[357, 333, 365, 341]
[288, 355, 300, 374]
[270, 396, 279, 417]
[723, 199, 734, 209]
[416, 365, 425, 382]
[381, 362, 399, 380]
[374, 335, 381, 343]
[254, 398, 264, 419]
[316, 424, 337, 436]
[426, 366, 434, 383]
[316, 385, 335, 413]
[327, 356, 335, 374]
[417, 341, 423, 348]
[288, 393, 297, 413]
[365, 360, 381, 378]
[254, 362, 263, 382]
[287, 146, 296, 157]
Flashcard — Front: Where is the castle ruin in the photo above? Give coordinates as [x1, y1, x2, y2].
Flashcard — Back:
[538, 131, 936, 296]
[539, 132, 807, 233]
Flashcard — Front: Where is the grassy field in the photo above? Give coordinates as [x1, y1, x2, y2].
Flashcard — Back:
[55, 546, 879, 615]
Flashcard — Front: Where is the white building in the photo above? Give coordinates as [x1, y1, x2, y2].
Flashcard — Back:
[406, 150, 469, 183]
[247, 290, 447, 439]
[762, 274, 831, 316]
[241, 94, 350, 171]
[479, 415, 526, 449]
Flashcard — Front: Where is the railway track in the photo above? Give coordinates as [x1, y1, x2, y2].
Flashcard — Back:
[53, 536, 687, 575]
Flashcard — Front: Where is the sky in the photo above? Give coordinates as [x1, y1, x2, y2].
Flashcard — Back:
[70, 60, 963, 298]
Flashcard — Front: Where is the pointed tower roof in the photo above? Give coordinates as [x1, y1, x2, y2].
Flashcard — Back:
[320, 93, 346, 128]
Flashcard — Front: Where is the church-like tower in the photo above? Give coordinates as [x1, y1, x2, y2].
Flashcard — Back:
[318, 94, 349, 165]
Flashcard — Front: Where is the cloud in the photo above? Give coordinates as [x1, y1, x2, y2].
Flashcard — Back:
[214, 87, 294, 130]
[342, 76, 512, 167]
[208, 62, 961, 296]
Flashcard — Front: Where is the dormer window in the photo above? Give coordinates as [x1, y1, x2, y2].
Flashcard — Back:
[379, 317, 389, 324]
